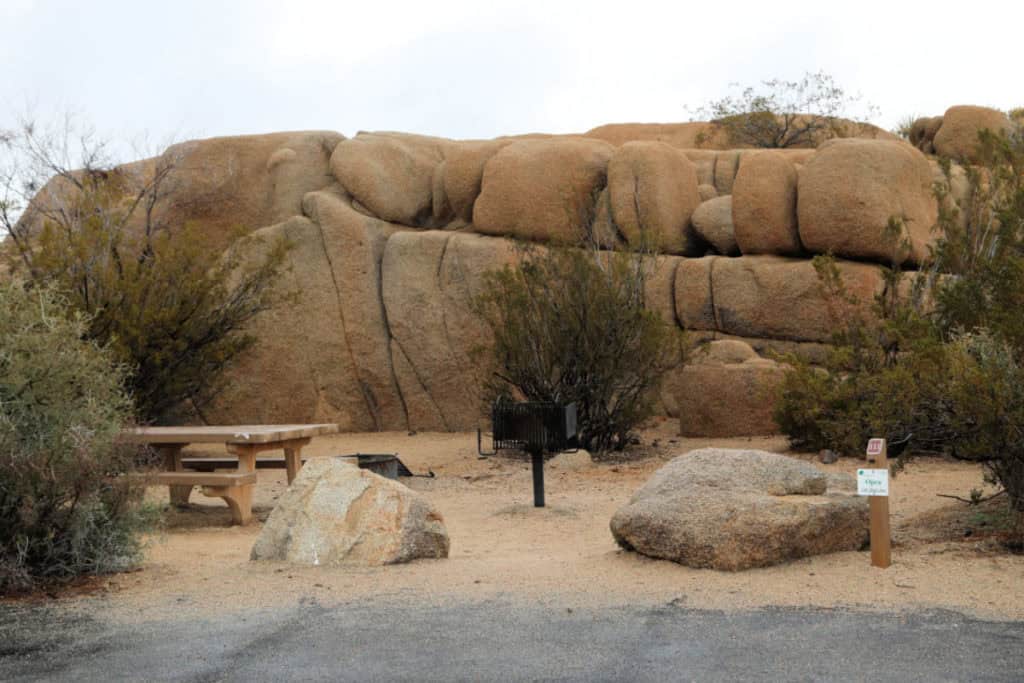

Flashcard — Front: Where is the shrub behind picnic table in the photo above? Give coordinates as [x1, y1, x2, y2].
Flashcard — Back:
[0, 281, 154, 594]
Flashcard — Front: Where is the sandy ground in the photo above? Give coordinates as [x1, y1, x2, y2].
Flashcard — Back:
[34, 420, 1024, 623]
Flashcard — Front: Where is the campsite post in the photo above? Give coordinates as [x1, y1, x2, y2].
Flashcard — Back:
[860, 438, 892, 568]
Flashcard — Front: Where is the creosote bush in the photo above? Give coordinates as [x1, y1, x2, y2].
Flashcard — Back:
[0, 281, 155, 594]
[474, 245, 684, 453]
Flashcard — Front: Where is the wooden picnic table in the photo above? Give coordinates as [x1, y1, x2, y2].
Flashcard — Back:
[127, 424, 339, 525]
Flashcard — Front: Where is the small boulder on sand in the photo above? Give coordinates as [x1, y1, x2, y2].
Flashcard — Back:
[610, 449, 868, 570]
[251, 458, 449, 566]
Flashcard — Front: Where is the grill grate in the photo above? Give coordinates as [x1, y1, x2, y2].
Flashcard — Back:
[478, 400, 578, 507]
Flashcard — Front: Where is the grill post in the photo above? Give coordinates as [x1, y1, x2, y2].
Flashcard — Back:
[530, 446, 545, 507]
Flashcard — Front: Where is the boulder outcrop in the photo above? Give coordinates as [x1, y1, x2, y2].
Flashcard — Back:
[933, 106, 1010, 163]
[251, 458, 449, 566]
[473, 137, 614, 243]
[610, 449, 869, 570]
[330, 132, 451, 227]
[607, 141, 701, 255]
[797, 139, 937, 265]
[10, 110, 987, 435]
[732, 151, 801, 255]
[677, 341, 784, 436]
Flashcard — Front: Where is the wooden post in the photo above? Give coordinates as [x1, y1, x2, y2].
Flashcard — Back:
[865, 438, 892, 568]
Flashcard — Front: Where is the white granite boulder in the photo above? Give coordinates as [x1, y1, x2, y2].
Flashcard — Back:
[251, 458, 449, 565]
[610, 449, 868, 570]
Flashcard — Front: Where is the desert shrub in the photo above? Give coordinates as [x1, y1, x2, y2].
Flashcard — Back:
[689, 71, 878, 148]
[0, 281, 155, 594]
[773, 253, 952, 456]
[474, 246, 684, 452]
[1, 118, 290, 421]
[931, 125, 1024, 350]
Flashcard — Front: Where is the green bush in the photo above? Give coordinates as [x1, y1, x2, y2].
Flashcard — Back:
[772, 255, 953, 456]
[0, 281, 154, 594]
[474, 246, 684, 452]
[943, 332, 1024, 516]
[1, 120, 291, 421]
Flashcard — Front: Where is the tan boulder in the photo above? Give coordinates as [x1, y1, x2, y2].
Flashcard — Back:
[698, 183, 718, 202]
[677, 342, 785, 437]
[673, 256, 718, 331]
[153, 131, 344, 252]
[381, 230, 516, 431]
[330, 132, 451, 227]
[701, 338, 758, 363]
[690, 196, 738, 256]
[684, 150, 717, 186]
[251, 458, 449, 566]
[732, 151, 802, 255]
[711, 255, 884, 342]
[301, 189, 409, 431]
[797, 139, 937, 265]
[205, 216, 375, 430]
[933, 106, 1010, 163]
[610, 449, 868, 570]
[443, 138, 513, 223]
[607, 142, 702, 255]
[584, 122, 724, 148]
[643, 255, 684, 326]
[714, 152, 742, 194]
[473, 138, 614, 243]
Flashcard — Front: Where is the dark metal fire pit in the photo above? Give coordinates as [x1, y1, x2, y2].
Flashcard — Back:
[478, 399, 578, 507]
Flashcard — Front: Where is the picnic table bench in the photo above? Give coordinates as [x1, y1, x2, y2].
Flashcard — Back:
[127, 424, 339, 524]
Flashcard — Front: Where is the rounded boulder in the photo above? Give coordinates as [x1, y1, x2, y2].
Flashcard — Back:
[933, 105, 1010, 163]
[607, 141, 701, 254]
[473, 138, 614, 243]
[732, 151, 801, 255]
[797, 139, 937, 265]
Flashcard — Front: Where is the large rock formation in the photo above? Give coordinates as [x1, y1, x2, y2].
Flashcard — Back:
[609, 449, 869, 570]
[10, 108, 986, 434]
[251, 458, 449, 566]
[677, 341, 785, 437]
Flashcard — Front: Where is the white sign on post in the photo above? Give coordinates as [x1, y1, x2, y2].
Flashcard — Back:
[857, 468, 889, 496]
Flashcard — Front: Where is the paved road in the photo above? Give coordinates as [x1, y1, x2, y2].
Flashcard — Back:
[2, 599, 1023, 681]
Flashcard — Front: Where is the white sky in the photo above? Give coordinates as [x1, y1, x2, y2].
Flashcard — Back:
[1, 0, 1021, 154]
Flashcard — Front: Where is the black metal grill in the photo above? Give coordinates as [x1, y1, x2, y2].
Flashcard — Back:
[491, 400, 578, 453]
[478, 400, 578, 507]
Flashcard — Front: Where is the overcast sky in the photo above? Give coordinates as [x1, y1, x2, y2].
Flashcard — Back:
[2, 0, 1020, 158]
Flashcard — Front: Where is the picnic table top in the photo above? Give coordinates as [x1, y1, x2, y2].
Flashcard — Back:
[127, 424, 340, 445]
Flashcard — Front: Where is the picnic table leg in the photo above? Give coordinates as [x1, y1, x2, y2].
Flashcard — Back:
[284, 446, 302, 484]
[202, 484, 253, 525]
[281, 437, 312, 485]
[158, 444, 192, 506]
[218, 444, 257, 525]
